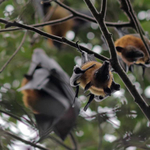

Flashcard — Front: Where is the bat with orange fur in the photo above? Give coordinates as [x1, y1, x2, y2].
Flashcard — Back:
[18, 48, 80, 140]
[115, 34, 150, 74]
[34, 0, 91, 48]
[70, 45, 120, 111]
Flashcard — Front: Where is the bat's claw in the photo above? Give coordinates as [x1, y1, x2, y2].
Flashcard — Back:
[84, 94, 94, 111]
[74, 66, 84, 74]
[72, 86, 79, 107]
[104, 87, 111, 96]
[111, 81, 120, 91]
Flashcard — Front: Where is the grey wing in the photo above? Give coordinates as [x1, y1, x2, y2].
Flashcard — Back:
[19, 48, 79, 108]
[27, 48, 65, 76]
[18, 48, 80, 140]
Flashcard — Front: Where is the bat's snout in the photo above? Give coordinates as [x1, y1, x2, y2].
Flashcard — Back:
[101, 61, 110, 72]
[103, 61, 110, 66]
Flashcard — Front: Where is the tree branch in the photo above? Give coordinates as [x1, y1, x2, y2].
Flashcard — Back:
[2, 20, 108, 61]
[0, 31, 27, 73]
[48, 135, 75, 150]
[0, 109, 33, 128]
[0, 128, 50, 150]
[0, 0, 134, 34]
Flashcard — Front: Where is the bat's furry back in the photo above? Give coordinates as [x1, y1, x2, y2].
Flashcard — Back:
[115, 34, 150, 66]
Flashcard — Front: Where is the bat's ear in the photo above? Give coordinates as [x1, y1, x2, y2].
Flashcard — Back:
[116, 46, 124, 52]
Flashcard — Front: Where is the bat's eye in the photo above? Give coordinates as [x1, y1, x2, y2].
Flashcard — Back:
[74, 67, 82, 74]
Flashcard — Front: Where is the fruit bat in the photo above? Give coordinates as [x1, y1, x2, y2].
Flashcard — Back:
[70, 47, 120, 111]
[115, 34, 150, 74]
[18, 48, 80, 140]
[34, 0, 91, 48]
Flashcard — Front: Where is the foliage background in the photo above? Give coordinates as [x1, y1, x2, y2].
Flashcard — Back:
[0, 0, 150, 150]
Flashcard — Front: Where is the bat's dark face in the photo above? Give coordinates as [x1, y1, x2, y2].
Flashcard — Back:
[94, 61, 110, 82]
[124, 46, 144, 61]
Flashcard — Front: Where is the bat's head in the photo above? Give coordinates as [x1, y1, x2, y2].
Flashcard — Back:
[116, 46, 144, 58]
[94, 61, 110, 82]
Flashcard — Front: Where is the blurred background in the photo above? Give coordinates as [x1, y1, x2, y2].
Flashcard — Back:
[0, 0, 150, 149]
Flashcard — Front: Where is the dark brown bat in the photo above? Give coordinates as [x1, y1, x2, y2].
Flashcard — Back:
[70, 48, 120, 111]
[18, 48, 80, 140]
[34, 0, 91, 48]
[115, 34, 150, 74]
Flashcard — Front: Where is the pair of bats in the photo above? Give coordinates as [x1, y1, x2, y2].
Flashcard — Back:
[19, 47, 120, 140]
[70, 45, 120, 111]
[70, 33, 150, 110]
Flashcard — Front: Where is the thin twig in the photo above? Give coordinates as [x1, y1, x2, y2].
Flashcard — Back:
[0, 109, 33, 128]
[0, 0, 7, 4]
[48, 135, 75, 150]
[0, 16, 74, 32]
[100, 0, 107, 18]
[0, 31, 27, 73]
[0, 19, 132, 33]
[0, 128, 50, 150]
[96, 105, 103, 150]
[0, 1, 133, 34]
[69, 132, 78, 150]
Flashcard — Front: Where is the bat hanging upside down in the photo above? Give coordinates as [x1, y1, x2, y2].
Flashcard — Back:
[18, 48, 80, 141]
[115, 34, 150, 74]
[70, 46, 120, 111]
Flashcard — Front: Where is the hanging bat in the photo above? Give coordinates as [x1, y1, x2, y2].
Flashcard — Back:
[70, 46, 120, 111]
[34, 0, 91, 48]
[18, 48, 80, 140]
[115, 34, 150, 74]
[43, 5, 74, 48]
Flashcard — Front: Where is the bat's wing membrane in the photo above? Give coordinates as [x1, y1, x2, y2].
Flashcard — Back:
[19, 49, 80, 140]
